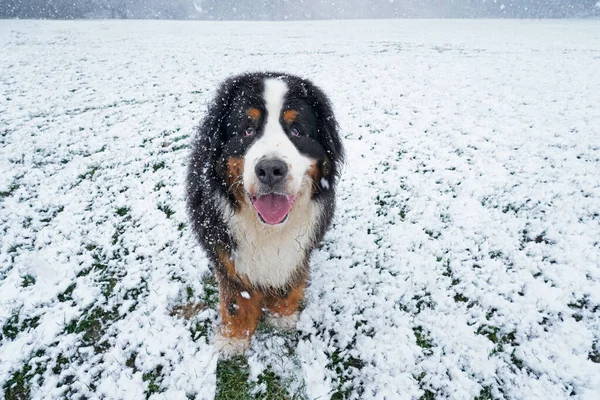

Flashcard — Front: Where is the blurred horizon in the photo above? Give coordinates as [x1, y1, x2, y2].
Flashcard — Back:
[1, 0, 599, 20]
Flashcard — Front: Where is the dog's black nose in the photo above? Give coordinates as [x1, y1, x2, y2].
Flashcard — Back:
[255, 158, 288, 186]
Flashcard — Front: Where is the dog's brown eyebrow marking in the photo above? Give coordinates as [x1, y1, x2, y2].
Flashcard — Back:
[283, 110, 298, 124]
[247, 108, 261, 121]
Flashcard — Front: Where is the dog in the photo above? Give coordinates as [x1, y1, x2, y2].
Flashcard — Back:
[186, 72, 344, 356]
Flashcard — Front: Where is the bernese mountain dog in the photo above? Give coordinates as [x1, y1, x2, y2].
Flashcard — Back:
[186, 72, 344, 356]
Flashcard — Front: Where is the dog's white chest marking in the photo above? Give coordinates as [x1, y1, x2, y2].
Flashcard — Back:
[228, 189, 319, 288]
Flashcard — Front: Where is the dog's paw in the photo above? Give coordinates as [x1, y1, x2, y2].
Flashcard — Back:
[266, 311, 299, 330]
[214, 333, 250, 358]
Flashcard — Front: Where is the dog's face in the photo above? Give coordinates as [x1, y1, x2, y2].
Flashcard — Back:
[216, 76, 339, 225]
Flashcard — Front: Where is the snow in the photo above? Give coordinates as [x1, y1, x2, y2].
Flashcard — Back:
[1, 19, 600, 399]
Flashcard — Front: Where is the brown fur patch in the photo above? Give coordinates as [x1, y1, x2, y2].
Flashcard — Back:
[217, 246, 251, 287]
[283, 109, 298, 124]
[224, 157, 246, 206]
[219, 281, 264, 338]
[248, 108, 261, 121]
[307, 162, 320, 194]
[265, 282, 305, 317]
[216, 247, 237, 278]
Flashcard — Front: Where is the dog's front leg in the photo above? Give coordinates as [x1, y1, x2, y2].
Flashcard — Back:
[215, 278, 263, 357]
[264, 283, 305, 330]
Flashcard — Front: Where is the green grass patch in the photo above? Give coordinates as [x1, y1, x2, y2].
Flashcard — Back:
[424, 229, 441, 240]
[158, 203, 175, 219]
[475, 386, 496, 400]
[22, 316, 41, 331]
[415, 372, 435, 400]
[52, 353, 70, 375]
[172, 143, 189, 151]
[0, 183, 20, 198]
[77, 262, 98, 277]
[112, 224, 128, 245]
[172, 134, 189, 143]
[1, 312, 41, 341]
[143, 365, 164, 398]
[327, 348, 365, 400]
[190, 319, 211, 343]
[64, 306, 120, 351]
[58, 283, 77, 302]
[201, 275, 219, 309]
[39, 205, 64, 223]
[216, 356, 251, 400]
[116, 206, 130, 216]
[411, 293, 435, 313]
[476, 325, 517, 356]
[214, 354, 300, 399]
[3, 363, 34, 399]
[567, 298, 587, 309]
[101, 277, 118, 297]
[454, 293, 469, 303]
[476, 325, 509, 344]
[254, 367, 296, 400]
[126, 352, 138, 371]
[2, 350, 46, 400]
[7, 243, 26, 262]
[510, 350, 525, 369]
[152, 161, 166, 172]
[6, 243, 33, 264]
[78, 165, 99, 180]
[176, 275, 219, 343]
[589, 341, 599, 363]
[502, 203, 521, 214]
[1, 313, 21, 341]
[21, 274, 36, 287]
[186, 286, 194, 301]
[123, 284, 147, 313]
[413, 326, 433, 354]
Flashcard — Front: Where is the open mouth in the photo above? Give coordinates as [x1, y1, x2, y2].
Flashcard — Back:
[250, 193, 296, 225]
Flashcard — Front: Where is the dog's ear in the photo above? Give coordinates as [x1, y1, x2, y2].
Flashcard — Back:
[187, 77, 240, 203]
[191, 78, 240, 168]
[200, 77, 238, 158]
[305, 82, 345, 182]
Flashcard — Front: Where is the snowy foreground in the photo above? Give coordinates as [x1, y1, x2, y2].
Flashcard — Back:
[1, 19, 600, 399]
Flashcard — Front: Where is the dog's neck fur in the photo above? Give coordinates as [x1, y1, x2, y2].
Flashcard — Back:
[224, 182, 319, 289]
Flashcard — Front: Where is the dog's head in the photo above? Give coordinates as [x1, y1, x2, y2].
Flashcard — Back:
[195, 72, 344, 225]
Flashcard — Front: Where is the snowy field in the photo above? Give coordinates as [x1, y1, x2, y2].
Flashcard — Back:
[1, 19, 600, 399]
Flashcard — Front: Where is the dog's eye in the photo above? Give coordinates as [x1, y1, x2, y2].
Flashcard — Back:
[291, 127, 301, 137]
[244, 127, 255, 137]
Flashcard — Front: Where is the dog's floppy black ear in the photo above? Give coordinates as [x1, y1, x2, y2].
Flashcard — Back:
[305, 82, 345, 182]
[187, 77, 239, 204]
[197, 77, 238, 160]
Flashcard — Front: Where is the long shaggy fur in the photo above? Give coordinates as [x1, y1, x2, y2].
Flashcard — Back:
[186, 72, 344, 353]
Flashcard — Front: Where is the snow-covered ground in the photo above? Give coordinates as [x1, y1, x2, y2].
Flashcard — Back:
[1, 19, 599, 399]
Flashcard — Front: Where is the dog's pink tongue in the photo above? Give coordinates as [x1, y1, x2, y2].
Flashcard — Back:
[253, 194, 295, 225]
